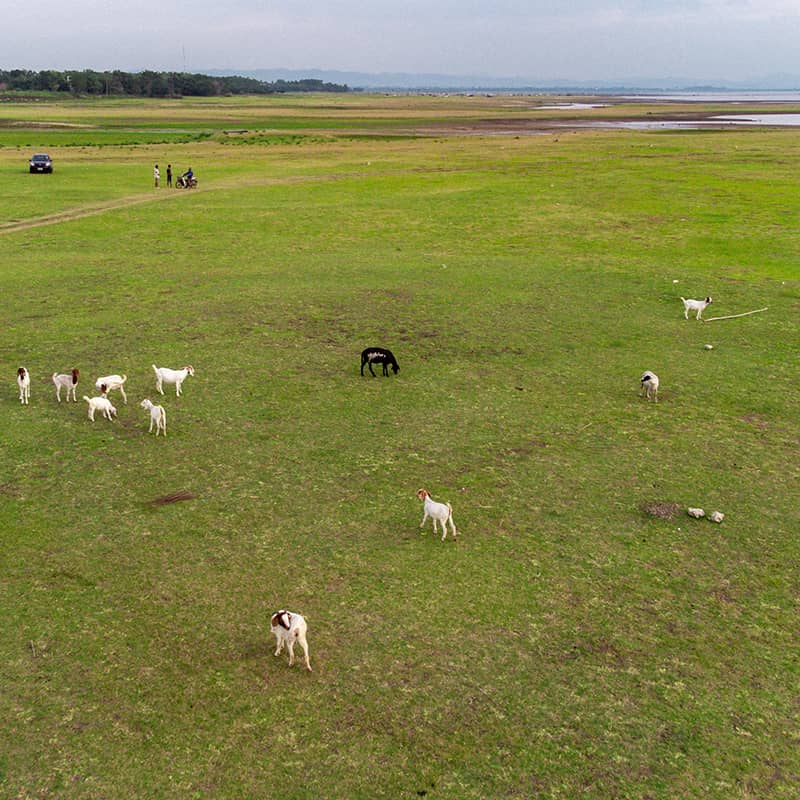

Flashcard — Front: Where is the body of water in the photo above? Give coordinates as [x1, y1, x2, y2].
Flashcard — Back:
[537, 103, 607, 110]
[711, 114, 800, 126]
[554, 110, 800, 131]
[623, 91, 800, 103]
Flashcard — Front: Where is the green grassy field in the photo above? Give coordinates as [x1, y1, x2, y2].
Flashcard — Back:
[1, 95, 798, 799]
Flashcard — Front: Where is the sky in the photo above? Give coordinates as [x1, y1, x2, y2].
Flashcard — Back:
[2, 0, 800, 82]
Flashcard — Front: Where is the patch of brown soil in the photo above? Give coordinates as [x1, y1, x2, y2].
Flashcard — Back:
[641, 501, 681, 520]
[741, 413, 769, 430]
[509, 438, 549, 457]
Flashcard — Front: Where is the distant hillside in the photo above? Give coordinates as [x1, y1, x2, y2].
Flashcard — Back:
[208, 68, 800, 92]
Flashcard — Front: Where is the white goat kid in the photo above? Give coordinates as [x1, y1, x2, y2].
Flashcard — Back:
[84, 395, 117, 421]
[95, 374, 127, 404]
[417, 488, 458, 541]
[17, 367, 30, 404]
[681, 296, 712, 320]
[153, 364, 194, 396]
[640, 371, 660, 403]
[140, 398, 167, 436]
[52, 368, 79, 402]
[270, 610, 312, 671]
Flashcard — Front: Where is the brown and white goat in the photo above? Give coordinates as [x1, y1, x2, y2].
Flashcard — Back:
[17, 367, 30, 405]
[95, 374, 127, 404]
[417, 488, 457, 541]
[270, 610, 312, 671]
[52, 369, 79, 402]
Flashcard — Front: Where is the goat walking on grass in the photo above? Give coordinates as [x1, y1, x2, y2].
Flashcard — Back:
[140, 398, 167, 436]
[153, 364, 194, 396]
[84, 395, 117, 421]
[270, 610, 312, 671]
[681, 296, 712, 320]
[95, 374, 127, 404]
[52, 369, 79, 402]
[640, 371, 659, 403]
[417, 488, 458, 541]
[17, 367, 30, 405]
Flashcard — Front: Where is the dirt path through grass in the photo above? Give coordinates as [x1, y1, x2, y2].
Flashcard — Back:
[0, 165, 472, 236]
[0, 191, 184, 235]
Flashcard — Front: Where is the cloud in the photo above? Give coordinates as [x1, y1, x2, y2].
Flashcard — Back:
[1, 0, 799, 80]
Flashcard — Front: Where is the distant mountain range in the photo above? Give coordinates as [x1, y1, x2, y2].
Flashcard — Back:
[206, 68, 800, 92]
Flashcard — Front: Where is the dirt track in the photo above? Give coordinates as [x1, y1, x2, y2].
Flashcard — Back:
[0, 167, 477, 236]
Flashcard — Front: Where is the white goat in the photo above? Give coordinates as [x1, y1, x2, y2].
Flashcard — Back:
[681, 296, 712, 320]
[417, 488, 458, 541]
[83, 395, 117, 421]
[153, 364, 194, 396]
[140, 398, 167, 436]
[17, 367, 30, 404]
[52, 368, 79, 402]
[95, 374, 127, 404]
[270, 610, 312, 671]
[640, 370, 659, 403]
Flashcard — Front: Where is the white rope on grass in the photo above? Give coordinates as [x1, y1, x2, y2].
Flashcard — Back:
[704, 307, 768, 322]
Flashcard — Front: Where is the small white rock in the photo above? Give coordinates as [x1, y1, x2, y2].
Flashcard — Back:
[687, 507, 705, 519]
[709, 511, 725, 523]
[704, 344, 714, 350]
[673, 279, 680, 283]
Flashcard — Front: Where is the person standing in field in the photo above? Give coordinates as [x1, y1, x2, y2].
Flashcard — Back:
[166, 164, 172, 187]
[154, 164, 160, 188]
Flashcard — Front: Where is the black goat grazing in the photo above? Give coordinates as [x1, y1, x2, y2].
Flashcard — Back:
[360, 347, 400, 377]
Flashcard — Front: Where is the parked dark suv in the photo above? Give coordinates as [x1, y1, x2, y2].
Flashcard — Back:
[29, 154, 53, 174]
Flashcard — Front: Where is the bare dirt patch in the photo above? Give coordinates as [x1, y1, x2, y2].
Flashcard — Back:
[641, 501, 682, 520]
[509, 438, 549, 457]
[741, 413, 770, 430]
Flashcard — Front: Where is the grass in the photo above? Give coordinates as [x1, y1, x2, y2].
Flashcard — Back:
[1, 95, 798, 799]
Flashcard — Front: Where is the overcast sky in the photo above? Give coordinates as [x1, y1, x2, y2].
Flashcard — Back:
[2, 0, 799, 81]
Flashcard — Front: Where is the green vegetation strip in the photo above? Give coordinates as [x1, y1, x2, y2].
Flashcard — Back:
[0, 96, 798, 800]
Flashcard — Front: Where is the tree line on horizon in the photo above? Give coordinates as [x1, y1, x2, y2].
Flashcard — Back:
[0, 69, 349, 97]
